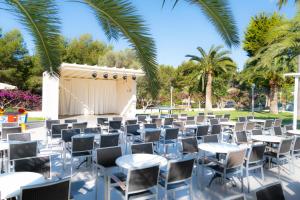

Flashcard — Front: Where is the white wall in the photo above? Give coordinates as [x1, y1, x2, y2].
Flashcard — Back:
[42, 72, 59, 119]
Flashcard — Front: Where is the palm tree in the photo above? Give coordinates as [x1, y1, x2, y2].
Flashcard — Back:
[1, 0, 239, 97]
[186, 45, 236, 110]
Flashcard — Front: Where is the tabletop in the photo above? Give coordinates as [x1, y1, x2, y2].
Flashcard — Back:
[0, 172, 45, 198]
[219, 121, 236, 126]
[184, 125, 198, 129]
[251, 135, 282, 143]
[0, 141, 9, 151]
[137, 128, 161, 133]
[249, 119, 266, 123]
[287, 130, 300, 135]
[198, 142, 242, 154]
[116, 153, 168, 170]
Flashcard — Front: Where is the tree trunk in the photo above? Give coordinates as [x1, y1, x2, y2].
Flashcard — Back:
[297, 55, 300, 118]
[269, 81, 279, 114]
[205, 72, 213, 111]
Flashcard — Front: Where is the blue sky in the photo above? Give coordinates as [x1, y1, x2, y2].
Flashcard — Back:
[0, 0, 296, 70]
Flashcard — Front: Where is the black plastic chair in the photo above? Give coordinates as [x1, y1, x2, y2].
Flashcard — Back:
[211, 124, 221, 135]
[210, 118, 219, 126]
[137, 115, 147, 123]
[196, 125, 209, 140]
[9, 141, 38, 161]
[64, 119, 77, 124]
[61, 129, 81, 143]
[1, 127, 22, 140]
[72, 122, 88, 132]
[109, 121, 122, 133]
[163, 118, 174, 127]
[15, 156, 51, 179]
[256, 182, 285, 200]
[238, 117, 246, 122]
[181, 137, 198, 155]
[125, 119, 137, 125]
[131, 142, 153, 154]
[51, 124, 68, 138]
[144, 123, 157, 129]
[252, 129, 263, 136]
[20, 178, 70, 200]
[97, 117, 108, 126]
[83, 127, 101, 134]
[100, 134, 119, 148]
[160, 128, 178, 155]
[235, 131, 248, 144]
[273, 126, 283, 136]
[7, 133, 31, 142]
[45, 120, 60, 130]
[203, 134, 219, 143]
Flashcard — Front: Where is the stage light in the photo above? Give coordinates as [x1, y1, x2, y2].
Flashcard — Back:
[132, 75, 136, 80]
[113, 74, 118, 79]
[103, 73, 108, 79]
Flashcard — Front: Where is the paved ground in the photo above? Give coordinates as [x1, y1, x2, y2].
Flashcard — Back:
[27, 115, 300, 200]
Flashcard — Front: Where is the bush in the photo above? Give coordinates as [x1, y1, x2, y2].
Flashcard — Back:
[0, 90, 41, 111]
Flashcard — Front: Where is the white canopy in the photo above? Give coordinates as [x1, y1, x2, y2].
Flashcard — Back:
[0, 83, 17, 90]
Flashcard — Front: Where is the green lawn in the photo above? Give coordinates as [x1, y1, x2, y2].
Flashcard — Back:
[27, 117, 45, 122]
[171, 110, 295, 126]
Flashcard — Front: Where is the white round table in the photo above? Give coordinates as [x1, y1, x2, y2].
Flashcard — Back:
[184, 125, 198, 130]
[251, 135, 282, 143]
[0, 141, 9, 151]
[249, 119, 266, 123]
[287, 130, 300, 135]
[116, 153, 168, 170]
[137, 128, 161, 134]
[198, 142, 242, 154]
[0, 172, 45, 198]
[219, 121, 236, 126]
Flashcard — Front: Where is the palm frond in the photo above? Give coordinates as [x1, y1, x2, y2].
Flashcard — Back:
[186, 0, 239, 47]
[83, 0, 158, 97]
[5, 0, 61, 73]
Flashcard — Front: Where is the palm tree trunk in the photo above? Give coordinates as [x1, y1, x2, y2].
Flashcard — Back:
[269, 81, 279, 114]
[205, 72, 213, 111]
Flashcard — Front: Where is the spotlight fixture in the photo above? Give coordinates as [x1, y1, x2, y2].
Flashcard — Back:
[132, 75, 136, 80]
[91, 71, 97, 79]
[103, 73, 108, 79]
[123, 75, 127, 80]
[113, 74, 118, 79]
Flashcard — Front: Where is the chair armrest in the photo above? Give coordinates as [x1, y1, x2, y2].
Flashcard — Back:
[111, 175, 126, 191]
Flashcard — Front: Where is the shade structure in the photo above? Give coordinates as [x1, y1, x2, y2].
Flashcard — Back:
[0, 82, 17, 90]
[42, 63, 144, 119]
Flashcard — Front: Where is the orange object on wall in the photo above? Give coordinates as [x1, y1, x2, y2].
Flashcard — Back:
[7, 115, 18, 122]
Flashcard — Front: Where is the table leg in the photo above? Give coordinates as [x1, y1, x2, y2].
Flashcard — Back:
[104, 175, 110, 200]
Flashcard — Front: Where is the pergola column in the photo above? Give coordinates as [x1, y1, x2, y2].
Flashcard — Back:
[294, 76, 299, 129]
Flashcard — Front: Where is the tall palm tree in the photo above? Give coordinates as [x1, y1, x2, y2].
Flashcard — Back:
[186, 45, 235, 110]
[1, 0, 239, 97]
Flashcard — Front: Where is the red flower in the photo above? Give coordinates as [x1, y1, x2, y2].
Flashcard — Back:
[18, 108, 26, 114]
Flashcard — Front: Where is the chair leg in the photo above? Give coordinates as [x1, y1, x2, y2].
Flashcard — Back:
[246, 169, 250, 193]
[189, 184, 193, 200]
[261, 166, 264, 181]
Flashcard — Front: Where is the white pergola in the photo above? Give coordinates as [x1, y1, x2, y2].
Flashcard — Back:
[42, 63, 144, 119]
[284, 73, 300, 129]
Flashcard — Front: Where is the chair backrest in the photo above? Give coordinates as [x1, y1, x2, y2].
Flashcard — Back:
[150, 115, 159, 119]
[207, 112, 213, 115]
[109, 120, 122, 131]
[252, 129, 263, 136]
[152, 118, 162, 127]
[45, 120, 60, 130]
[226, 149, 246, 169]
[278, 138, 293, 155]
[246, 116, 254, 120]
[274, 119, 282, 127]
[15, 156, 51, 179]
[210, 118, 219, 126]
[211, 124, 221, 135]
[164, 118, 173, 126]
[181, 137, 198, 153]
[167, 158, 195, 183]
[284, 124, 293, 132]
[2, 127, 22, 140]
[170, 114, 178, 120]
[273, 126, 283, 136]
[71, 136, 94, 153]
[72, 122, 88, 132]
[8, 133, 31, 142]
[234, 122, 245, 132]
[131, 142, 153, 154]
[100, 134, 119, 148]
[196, 115, 205, 123]
[264, 119, 274, 129]
[186, 116, 195, 121]
[198, 112, 205, 116]
[203, 134, 218, 143]
[185, 120, 195, 125]
[97, 117, 108, 126]
[113, 117, 123, 121]
[144, 130, 161, 143]
[223, 114, 230, 119]
[172, 121, 184, 131]
[21, 178, 70, 200]
[196, 125, 209, 137]
[238, 117, 246, 122]
[160, 114, 168, 118]
[127, 165, 160, 193]
[235, 131, 248, 144]
[245, 122, 255, 131]
[9, 141, 38, 161]
[61, 129, 81, 143]
[83, 127, 101, 134]
[96, 146, 122, 168]
[126, 124, 140, 135]
[256, 182, 285, 200]
[64, 119, 77, 124]
[164, 128, 179, 140]
[215, 115, 223, 119]
[137, 115, 147, 123]
[247, 144, 266, 163]
[219, 118, 229, 122]
[126, 119, 138, 125]
[51, 124, 68, 138]
[2, 122, 19, 128]
[292, 136, 300, 152]
[144, 123, 157, 129]
[180, 114, 188, 117]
